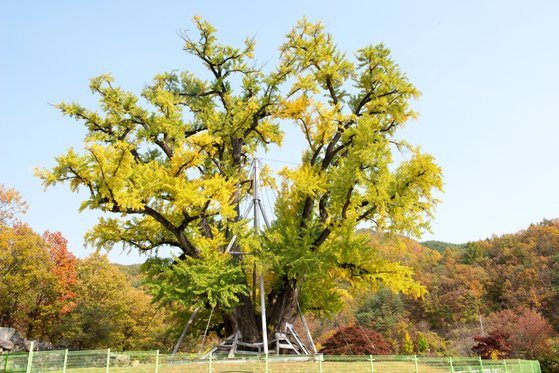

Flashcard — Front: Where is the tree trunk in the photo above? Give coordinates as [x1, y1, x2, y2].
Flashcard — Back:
[222, 293, 261, 342]
[267, 277, 299, 336]
[222, 278, 299, 344]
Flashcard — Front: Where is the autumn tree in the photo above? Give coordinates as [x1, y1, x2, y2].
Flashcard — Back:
[43, 231, 77, 315]
[0, 223, 59, 338]
[38, 18, 442, 343]
[60, 253, 169, 350]
[0, 187, 75, 340]
[0, 184, 27, 226]
[485, 308, 555, 359]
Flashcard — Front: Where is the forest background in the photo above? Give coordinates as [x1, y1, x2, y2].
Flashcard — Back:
[3, 186, 559, 371]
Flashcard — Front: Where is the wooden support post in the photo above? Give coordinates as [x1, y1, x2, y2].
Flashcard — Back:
[172, 307, 200, 354]
[228, 331, 240, 358]
[298, 301, 316, 354]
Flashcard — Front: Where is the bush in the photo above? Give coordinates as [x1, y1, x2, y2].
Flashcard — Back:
[472, 331, 511, 359]
[320, 325, 392, 355]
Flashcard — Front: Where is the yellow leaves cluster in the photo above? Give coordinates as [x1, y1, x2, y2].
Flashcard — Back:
[279, 164, 327, 202]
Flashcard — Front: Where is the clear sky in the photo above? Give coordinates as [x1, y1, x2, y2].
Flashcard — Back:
[1, 1, 558, 264]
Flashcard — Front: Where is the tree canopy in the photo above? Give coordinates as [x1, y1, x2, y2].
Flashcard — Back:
[37, 17, 443, 341]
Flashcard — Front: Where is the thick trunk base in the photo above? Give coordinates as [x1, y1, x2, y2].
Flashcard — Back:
[222, 293, 260, 342]
[222, 278, 299, 345]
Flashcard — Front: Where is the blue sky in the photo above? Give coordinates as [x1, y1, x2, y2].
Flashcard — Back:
[1, 1, 558, 264]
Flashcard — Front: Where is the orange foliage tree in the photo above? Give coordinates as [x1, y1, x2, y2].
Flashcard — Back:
[43, 231, 77, 314]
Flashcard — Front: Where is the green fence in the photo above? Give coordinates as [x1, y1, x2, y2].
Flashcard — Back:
[1, 348, 541, 373]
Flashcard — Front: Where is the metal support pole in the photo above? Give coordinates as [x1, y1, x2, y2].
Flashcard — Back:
[414, 355, 419, 373]
[63, 349, 68, 373]
[369, 355, 374, 373]
[260, 273, 269, 355]
[106, 348, 110, 373]
[253, 159, 259, 232]
[154, 350, 159, 373]
[25, 341, 34, 373]
[478, 356, 483, 372]
[253, 159, 269, 356]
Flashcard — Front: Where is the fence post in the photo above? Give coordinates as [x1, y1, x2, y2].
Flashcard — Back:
[478, 356, 484, 372]
[208, 351, 212, 373]
[154, 350, 159, 373]
[25, 341, 34, 373]
[62, 349, 68, 373]
[4, 353, 9, 372]
[369, 355, 374, 373]
[518, 359, 522, 372]
[449, 356, 454, 373]
[414, 355, 419, 373]
[105, 348, 110, 373]
[503, 359, 507, 373]
[264, 353, 269, 373]
[318, 353, 323, 373]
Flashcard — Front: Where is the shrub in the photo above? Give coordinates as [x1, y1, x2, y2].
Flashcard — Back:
[320, 325, 393, 355]
[472, 331, 511, 359]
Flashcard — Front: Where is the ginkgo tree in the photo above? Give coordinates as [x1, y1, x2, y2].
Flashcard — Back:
[38, 17, 443, 344]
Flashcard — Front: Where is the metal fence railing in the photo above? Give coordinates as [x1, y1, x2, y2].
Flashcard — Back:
[1, 347, 542, 373]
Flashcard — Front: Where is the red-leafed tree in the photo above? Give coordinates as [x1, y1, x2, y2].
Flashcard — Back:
[320, 325, 393, 355]
[472, 331, 512, 360]
[43, 231, 78, 314]
[485, 308, 555, 359]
